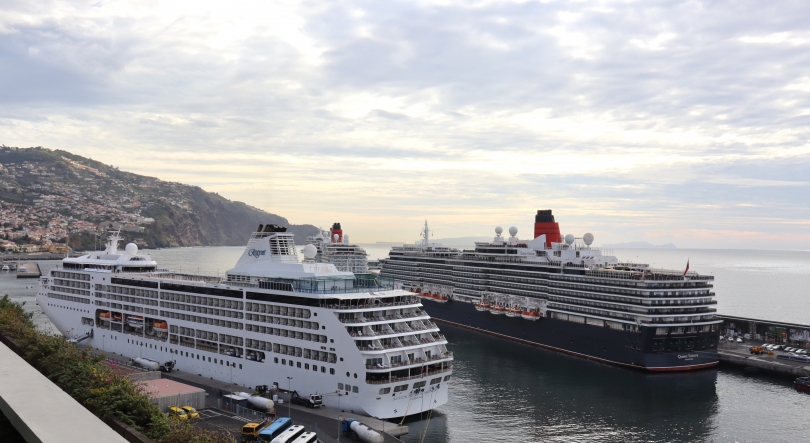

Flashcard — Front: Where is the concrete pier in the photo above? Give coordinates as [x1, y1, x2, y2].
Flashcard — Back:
[15, 262, 41, 279]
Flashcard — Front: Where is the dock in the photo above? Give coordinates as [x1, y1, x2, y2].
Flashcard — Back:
[89, 348, 407, 442]
[16, 262, 41, 278]
[718, 315, 810, 379]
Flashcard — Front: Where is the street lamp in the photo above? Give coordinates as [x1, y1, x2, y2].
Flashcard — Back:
[336, 391, 342, 443]
[287, 377, 293, 418]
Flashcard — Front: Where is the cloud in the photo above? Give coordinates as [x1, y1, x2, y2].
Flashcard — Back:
[1, 0, 810, 248]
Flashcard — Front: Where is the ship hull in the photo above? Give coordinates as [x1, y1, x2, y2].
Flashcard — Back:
[421, 299, 719, 371]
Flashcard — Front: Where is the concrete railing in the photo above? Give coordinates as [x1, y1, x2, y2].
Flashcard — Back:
[0, 339, 130, 443]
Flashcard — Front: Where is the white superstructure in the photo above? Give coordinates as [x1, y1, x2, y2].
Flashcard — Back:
[37, 224, 452, 419]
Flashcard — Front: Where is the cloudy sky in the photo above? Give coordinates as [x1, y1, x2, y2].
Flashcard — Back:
[2, 0, 809, 248]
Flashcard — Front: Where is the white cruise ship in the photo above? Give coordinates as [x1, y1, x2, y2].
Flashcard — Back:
[305, 223, 369, 274]
[36, 224, 452, 419]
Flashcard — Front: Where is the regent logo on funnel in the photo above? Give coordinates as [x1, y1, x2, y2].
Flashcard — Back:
[248, 249, 266, 258]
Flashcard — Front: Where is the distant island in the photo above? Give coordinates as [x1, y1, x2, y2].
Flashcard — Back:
[0, 146, 319, 251]
[600, 241, 677, 249]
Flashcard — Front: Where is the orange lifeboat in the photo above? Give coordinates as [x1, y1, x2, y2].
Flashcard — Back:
[112, 313, 122, 322]
[505, 306, 518, 317]
[489, 304, 505, 315]
[474, 301, 490, 312]
[98, 312, 111, 321]
[521, 309, 541, 321]
[153, 321, 168, 332]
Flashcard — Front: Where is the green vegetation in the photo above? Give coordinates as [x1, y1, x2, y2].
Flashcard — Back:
[0, 295, 235, 443]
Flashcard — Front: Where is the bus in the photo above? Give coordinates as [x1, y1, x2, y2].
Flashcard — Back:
[290, 432, 317, 443]
[257, 417, 292, 442]
[270, 425, 305, 443]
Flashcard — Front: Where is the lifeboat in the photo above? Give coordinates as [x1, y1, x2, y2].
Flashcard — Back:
[489, 304, 505, 315]
[152, 321, 168, 332]
[98, 312, 111, 322]
[112, 313, 123, 322]
[505, 306, 517, 317]
[474, 301, 490, 312]
[127, 316, 144, 328]
[521, 309, 541, 321]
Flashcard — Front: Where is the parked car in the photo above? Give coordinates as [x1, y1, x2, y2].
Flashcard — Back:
[796, 349, 807, 355]
[168, 406, 188, 420]
[181, 406, 200, 419]
[736, 338, 744, 343]
[728, 336, 735, 342]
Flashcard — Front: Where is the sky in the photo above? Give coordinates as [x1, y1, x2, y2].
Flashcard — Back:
[1, 0, 809, 249]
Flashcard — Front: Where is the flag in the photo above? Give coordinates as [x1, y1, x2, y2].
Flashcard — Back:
[683, 259, 690, 276]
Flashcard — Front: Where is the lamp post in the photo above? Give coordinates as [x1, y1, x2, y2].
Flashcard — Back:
[336, 391, 342, 443]
[287, 377, 293, 418]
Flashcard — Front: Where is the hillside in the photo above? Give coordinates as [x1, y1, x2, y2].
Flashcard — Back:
[0, 146, 318, 250]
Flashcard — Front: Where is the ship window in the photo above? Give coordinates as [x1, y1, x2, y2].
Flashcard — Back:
[214, 359, 217, 364]
[297, 362, 301, 368]
[282, 359, 286, 365]
[239, 364, 242, 369]
[274, 357, 279, 363]
[346, 372, 350, 377]
[379, 388, 391, 395]
[338, 383, 344, 390]
[328, 368, 332, 374]
[289, 360, 293, 367]
[313, 365, 318, 371]
[443, 375, 451, 382]
[208, 357, 211, 362]
[352, 386, 358, 393]
[305, 363, 310, 369]
[430, 377, 441, 385]
[393, 384, 408, 393]
[413, 381, 426, 389]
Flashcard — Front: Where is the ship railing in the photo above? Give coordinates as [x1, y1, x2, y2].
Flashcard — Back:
[364, 367, 453, 384]
[424, 321, 438, 329]
[338, 316, 367, 323]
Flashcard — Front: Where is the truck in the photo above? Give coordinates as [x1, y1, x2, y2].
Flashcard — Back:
[341, 419, 383, 443]
[290, 391, 322, 409]
[130, 357, 175, 372]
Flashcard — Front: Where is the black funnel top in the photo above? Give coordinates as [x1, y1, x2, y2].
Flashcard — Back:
[331, 223, 342, 230]
[263, 224, 288, 233]
[535, 210, 556, 223]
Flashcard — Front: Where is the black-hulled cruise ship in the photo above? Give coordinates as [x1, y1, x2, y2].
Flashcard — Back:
[380, 210, 721, 371]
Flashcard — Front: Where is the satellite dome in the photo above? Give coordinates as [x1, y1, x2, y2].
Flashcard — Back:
[495, 226, 503, 236]
[509, 226, 518, 237]
[303, 244, 317, 260]
[564, 234, 575, 245]
[333, 234, 340, 242]
[125, 243, 138, 255]
[583, 233, 594, 246]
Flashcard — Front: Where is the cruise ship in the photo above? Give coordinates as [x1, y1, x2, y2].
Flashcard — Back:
[305, 223, 369, 274]
[36, 225, 452, 419]
[380, 210, 721, 371]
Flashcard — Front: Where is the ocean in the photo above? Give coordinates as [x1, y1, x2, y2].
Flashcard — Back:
[2, 245, 809, 442]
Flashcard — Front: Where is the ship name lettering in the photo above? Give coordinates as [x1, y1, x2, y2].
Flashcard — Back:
[248, 249, 267, 258]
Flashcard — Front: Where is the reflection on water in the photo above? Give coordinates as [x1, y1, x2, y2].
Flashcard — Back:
[400, 324, 810, 443]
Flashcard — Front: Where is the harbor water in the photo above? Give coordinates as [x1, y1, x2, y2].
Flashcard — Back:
[3, 246, 810, 442]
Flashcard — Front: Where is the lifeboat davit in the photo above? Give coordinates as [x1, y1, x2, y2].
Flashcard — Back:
[152, 321, 168, 332]
[521, 310, 541, 321]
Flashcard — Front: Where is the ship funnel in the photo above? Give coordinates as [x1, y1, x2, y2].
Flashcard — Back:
[330, 222, 343, 243]
[533, 209, 562, 248]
